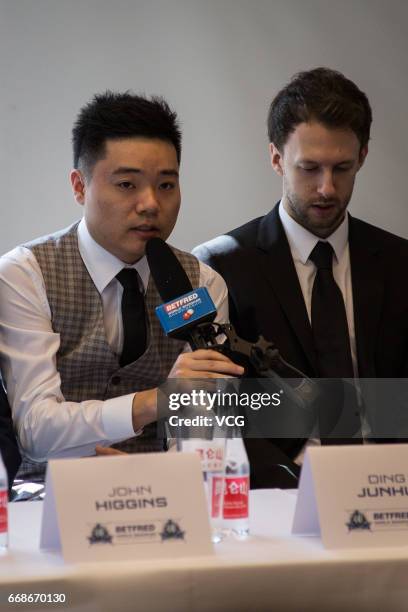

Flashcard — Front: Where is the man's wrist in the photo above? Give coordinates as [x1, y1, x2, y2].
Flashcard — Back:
[131, 389, 157, 432]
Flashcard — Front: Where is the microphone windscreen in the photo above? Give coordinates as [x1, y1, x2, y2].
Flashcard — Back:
[146, 238, 193, 302]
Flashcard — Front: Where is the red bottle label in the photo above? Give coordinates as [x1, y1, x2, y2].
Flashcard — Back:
[210, 475, 224, 518]
[0, 490, 8, 534]
[223, 476, 249, 519]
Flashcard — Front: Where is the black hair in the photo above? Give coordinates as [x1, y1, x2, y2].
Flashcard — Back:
[72, 91, 181, 176]
[267, 67, 372, 150]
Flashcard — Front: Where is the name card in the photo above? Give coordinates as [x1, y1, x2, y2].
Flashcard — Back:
[40, 453, 213, 562]
[293, 444, 408, 549]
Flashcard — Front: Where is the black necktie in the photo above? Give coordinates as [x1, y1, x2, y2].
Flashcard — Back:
[309, 241, 354, 378]
[309, 241, 360, 442]
[116, 268, 146, 367]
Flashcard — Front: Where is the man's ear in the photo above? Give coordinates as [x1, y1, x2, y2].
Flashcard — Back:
[358, 145, 368, 170]
[70, 169, 86, 205]
[269, 143, 284, 176]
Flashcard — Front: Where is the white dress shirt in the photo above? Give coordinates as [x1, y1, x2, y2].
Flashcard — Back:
[0, 219, 229, 462]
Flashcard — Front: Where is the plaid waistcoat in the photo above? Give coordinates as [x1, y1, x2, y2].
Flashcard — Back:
[18, 222, 199, 479]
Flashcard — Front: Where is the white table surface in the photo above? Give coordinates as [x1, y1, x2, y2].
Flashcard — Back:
[2, 490, 408, 611]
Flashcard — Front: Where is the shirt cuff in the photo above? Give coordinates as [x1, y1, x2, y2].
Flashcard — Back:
[101, 393, 138, 442]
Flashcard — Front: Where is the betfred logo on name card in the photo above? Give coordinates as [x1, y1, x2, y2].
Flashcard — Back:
[155, 287, 216, 337]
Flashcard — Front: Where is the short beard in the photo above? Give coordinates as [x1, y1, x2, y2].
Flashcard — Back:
[285, 192, 347, 238]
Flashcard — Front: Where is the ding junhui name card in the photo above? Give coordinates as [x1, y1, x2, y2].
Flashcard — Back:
[293, 444, 408, 549]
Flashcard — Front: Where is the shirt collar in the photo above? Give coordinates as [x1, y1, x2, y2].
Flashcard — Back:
[77, 218, 150, 294]
[278, 200, 349, 264]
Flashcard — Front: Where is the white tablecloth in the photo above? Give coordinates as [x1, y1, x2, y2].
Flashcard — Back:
[2, 490, 408, 611]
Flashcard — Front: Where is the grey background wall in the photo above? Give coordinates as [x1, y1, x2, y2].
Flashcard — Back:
[1, 0, 407, 253]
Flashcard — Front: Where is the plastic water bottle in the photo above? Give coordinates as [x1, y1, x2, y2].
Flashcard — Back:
[0, 452, 8, 548]
[179, 438, 226, 543]
[223, 437, 250, 537]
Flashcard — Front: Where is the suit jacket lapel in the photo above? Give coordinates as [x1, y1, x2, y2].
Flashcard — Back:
[256, 205, 318, 373]
[349, 216, 384, 377]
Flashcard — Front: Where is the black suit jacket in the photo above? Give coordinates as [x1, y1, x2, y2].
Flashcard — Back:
[0, 379, 21, 489]
[193, 204, 408, 487]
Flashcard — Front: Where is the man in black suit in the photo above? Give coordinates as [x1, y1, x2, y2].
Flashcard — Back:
[193, 68, 408, 488]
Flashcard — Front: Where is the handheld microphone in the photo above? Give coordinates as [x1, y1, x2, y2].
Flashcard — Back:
[145, 238, 311, 376]
[145, 237, 193, 301]
[145, 238, 220, 349]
